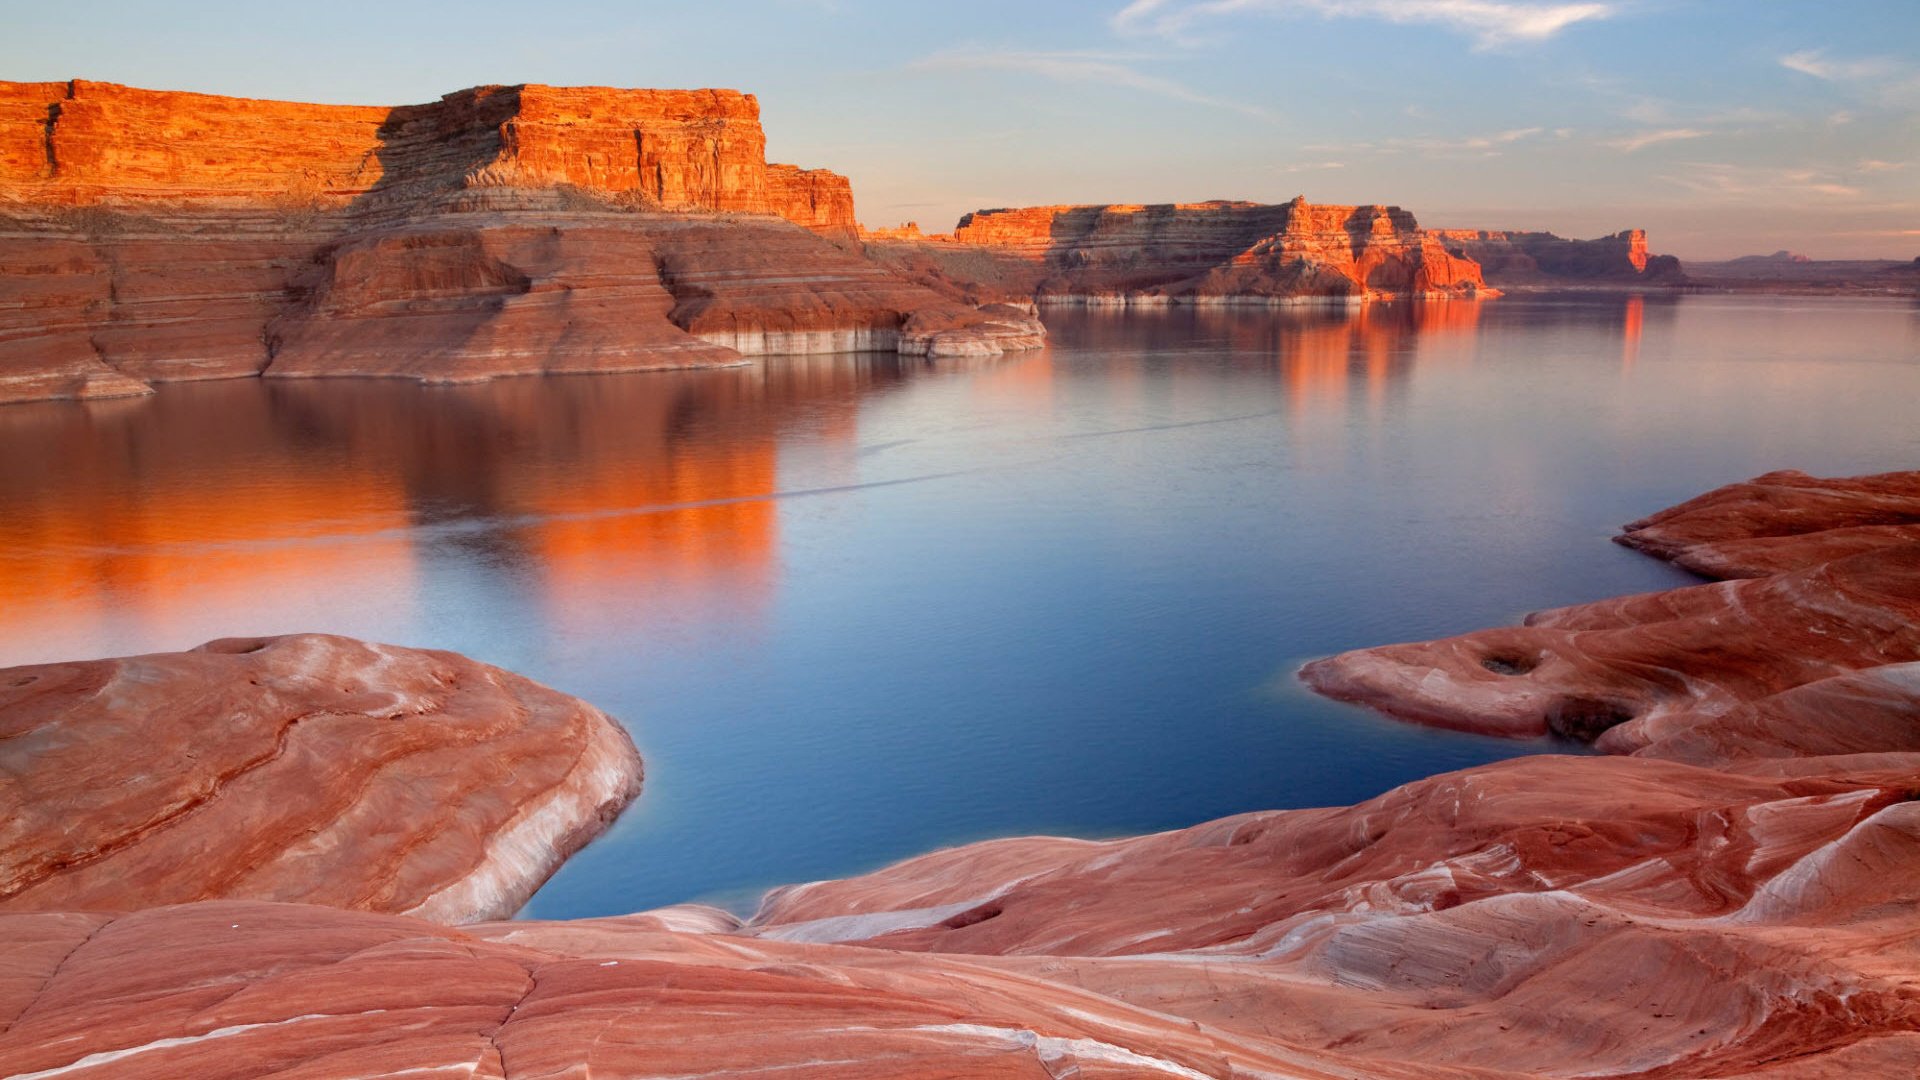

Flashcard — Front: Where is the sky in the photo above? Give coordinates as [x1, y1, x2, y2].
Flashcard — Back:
[7, 0, 1917, 259]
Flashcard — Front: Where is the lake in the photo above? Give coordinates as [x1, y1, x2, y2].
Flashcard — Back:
[2, 292, 1915, 917]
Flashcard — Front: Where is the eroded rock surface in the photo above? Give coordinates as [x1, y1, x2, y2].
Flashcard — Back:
[0, 80, 1037, 404]
[6, 471, 1919, 1077]
[0, 634, 642, 923]
[1302, 469, 1920, 742]
[1618, 468, 1920, 578]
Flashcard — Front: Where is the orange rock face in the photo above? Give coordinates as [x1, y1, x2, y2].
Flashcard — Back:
[0, 80, 1033, 404]
[869, 196, 1489, 304]
[0, 634, 642, 923]
[766, 163, 858, 239]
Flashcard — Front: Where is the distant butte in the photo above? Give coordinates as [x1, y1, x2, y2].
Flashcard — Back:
[0, 80, 1044, 405]
[864, 196, 1492, 305]
[861, 198, 1688, 304]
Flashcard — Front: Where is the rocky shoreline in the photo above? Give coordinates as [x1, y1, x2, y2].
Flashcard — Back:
[3, 469, 1916, 1076]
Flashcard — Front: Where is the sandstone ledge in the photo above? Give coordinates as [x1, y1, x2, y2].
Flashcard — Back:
[1301, 470, 1920, 743]
[0, 634, 643, 923]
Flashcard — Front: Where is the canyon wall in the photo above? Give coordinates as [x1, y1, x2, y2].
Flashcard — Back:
[866, 196, 1489, 304]
[0, 80, 1021, 405]
[1431, 227, 1684, 285]
[5, 80, 785, 212]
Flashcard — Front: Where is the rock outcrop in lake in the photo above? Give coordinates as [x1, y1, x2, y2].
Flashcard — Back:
[1429, 227, 1685, 285]
[0, 633, 642, 923]
[866, 196, 1491, 305]
[0, 80, 1042, 404]
[1302, 469, 1920, 743]
[5, 472, 1917, 1077]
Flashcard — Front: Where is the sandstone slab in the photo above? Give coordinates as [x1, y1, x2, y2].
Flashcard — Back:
[0, 634, 642, 923]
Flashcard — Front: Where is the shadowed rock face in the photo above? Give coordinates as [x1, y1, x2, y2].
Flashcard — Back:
[0, 634, 642, 923]
[1428, 228, 1685, 285]
[0, 80, 1041, 404]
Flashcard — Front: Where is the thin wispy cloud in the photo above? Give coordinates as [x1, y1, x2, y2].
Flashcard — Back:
[1781, 50, 1920, 108]
[1308, 125, 1547, 156]
[1112, 0, 1615, 48]
[910, 47, 1273, 119]
[1661, 163, 1863, 201]
[1606, 128, 1707, 152]
[1780, 50, 1898, 82]
[1276, 160, 1347, 172]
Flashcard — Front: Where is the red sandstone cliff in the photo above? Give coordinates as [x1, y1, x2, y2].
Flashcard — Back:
[865, 196, 1490, 305]
[767, 163, 858, 239]
[1431, 227, 1684, 285]
[0, 80, 1031, 404]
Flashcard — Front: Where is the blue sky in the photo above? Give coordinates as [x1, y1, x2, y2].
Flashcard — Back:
[8, 0, 1917, 257]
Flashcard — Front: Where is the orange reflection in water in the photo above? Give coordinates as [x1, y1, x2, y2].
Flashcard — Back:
[1621, 295, 1644, 371]
[0, 360, 905, 664]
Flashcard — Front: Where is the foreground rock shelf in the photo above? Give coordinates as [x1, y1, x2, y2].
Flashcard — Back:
[1302, 469, 1920, 743]
[0, 634, 642, 923]
[2, 472, 1916, 1077]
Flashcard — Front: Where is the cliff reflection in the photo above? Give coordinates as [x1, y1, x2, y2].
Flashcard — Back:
[1043, 300, 1485, 415]
[0, 357, 909, 662]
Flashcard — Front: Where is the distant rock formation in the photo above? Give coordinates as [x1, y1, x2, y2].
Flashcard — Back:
[0, 634, 643, 923]
[766, 163, 858, 240]
[0, 80, 1041, 405]
[1429, 227, 1685, 285]
[866, 196, 1491, 306]
[1682, 252, 1919, 295]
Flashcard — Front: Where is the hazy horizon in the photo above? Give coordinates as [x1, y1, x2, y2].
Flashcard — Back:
[8, 0, 1916, 259]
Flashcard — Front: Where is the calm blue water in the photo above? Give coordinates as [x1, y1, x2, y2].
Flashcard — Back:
[1, 293, 1915, 917]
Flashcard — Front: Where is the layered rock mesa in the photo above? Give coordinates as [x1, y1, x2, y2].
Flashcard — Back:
[864, 196, 1490, 306]
[0, 79, 1043, 404]
[1431, 227, 1685, 286]
[7, 478, 1920, 1077]
[0, 633, 643, 924]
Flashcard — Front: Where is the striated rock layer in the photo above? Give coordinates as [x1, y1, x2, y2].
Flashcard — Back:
[1302, 469, 1920, 743]
[0, 80, 1040, 404]
[0, 634, 642, 923]
[1617, 468, 1920, 579]
[1429, 227, 1685, 286]
[866, 196, 1490, 306]
[6, 741, 1918, 1075]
